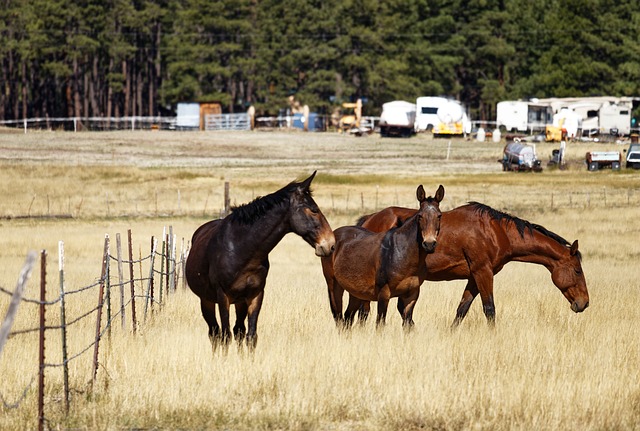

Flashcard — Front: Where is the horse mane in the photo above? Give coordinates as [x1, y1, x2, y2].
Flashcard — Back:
[468, 202, 578, 256]
[229, 181, 312, 225]
[356, 214, 371, 227]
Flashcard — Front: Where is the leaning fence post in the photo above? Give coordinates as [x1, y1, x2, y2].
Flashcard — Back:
[58, 241, 70, 413]
[38, 250, 46, 431]
[92, 236, 109, 389]
[144, 236, 158, 318]
[0, 251, 37, 358]
[105, 235, 112, 339]
[127, 229, 137, 333]
[159, 228, 165, 304]
[116, 233, 125, 330]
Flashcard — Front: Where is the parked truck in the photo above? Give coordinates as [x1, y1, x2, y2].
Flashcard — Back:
[585, 151, 621, 171]
[379, 100, 416, 137]
[625, 143, 640, 169]
[415, 96, 471, 136]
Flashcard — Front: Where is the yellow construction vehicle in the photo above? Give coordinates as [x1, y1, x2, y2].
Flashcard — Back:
[338, 99, 362, 133]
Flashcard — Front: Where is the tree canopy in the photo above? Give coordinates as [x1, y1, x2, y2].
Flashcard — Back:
[1, 0, 639, 122]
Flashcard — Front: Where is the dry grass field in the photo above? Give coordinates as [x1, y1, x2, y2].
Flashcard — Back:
[0, 130, 639, 430]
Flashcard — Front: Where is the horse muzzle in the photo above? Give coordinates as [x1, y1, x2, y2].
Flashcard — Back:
[422, 240, 437, 253]
[571, 298, 589, 313]
[315, 236, 336, 257]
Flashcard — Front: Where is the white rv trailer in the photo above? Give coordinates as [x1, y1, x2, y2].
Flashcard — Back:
[538, 96, 634, 136]
[415, 96, 471, 136]
[379, 100, 417, 137]
[496, 100, 553, 133]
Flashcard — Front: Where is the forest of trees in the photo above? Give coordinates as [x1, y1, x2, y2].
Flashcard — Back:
[1, 0, 639, 123]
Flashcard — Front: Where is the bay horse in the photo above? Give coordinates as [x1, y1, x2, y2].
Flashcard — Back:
[354, 202, 589, 326]
[185, 172, 335, 349]
[321, 185, 444, 327]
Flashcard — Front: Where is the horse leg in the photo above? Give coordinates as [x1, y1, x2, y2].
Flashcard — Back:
[452, 279, 479, 328]
[246, 291, 265, 350]
[330, 280, 345, 325]
[233, 302, 248, 347]
[322, 258, 344, 324]
[200, 298, 221, 349]
[216, 289, 233, 346]
[344, 295, 363, 328]
[357, 301, 370, 324]
[400, 291, 420, 330]
[472, 268, 496, 326]
[376, 288, 391, 327]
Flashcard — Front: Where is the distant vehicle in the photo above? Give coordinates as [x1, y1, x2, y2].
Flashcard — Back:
[585, 151, 621, 171]
[625, 143, 640, 169]
[379, 100, 416, 137]
[415, 96, 471, 136]
[500, 140, 543, 172]
[496, 100, 553, 133]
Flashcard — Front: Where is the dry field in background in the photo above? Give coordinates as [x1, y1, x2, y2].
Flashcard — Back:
[0, 130, 639, 430]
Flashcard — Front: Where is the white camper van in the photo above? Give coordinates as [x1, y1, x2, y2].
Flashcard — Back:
[415, 97, 471, 136]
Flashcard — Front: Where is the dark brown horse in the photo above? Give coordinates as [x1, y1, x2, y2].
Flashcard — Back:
[321, 185, 444, 327]
[355, 202, 589, 326]
[185, 172, 335, 349]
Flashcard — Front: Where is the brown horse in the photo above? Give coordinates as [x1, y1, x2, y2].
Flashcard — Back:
[355, 202, 589, 326]
[321, 185, 444, 327]
[185, 172, 335, 349]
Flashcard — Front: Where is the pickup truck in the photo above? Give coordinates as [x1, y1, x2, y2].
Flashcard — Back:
[625, 143, 640, 169]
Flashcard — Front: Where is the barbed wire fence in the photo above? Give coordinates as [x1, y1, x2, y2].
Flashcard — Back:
[0, 227, 190, 431]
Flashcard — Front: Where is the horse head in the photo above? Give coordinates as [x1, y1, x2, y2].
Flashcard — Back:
[289, 171, 335, 257]
[551, 240, 589, 313]
[415, 184, 444, 253]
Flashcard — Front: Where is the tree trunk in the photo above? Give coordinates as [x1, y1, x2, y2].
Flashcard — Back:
[21, 60, 27, 119]
[73, 57, 82, 125]
[123, 59, 130, 117]
[107, 57, 113, 128]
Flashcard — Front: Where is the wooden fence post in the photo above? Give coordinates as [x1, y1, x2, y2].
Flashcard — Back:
[105, 235, 112, 339]
[116, 233, 125, 330]
[224, 182, 230, 217]
[58, 241, 70, 413]
[144, 236, 158, 318]
[127, 230, 137, 333]
[91, 236, 109, 389]
[38, 250, 46, 431]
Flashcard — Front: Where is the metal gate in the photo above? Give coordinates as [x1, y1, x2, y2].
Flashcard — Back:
[204, 113, 251, 131]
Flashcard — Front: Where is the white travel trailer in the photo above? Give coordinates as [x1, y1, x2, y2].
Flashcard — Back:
[379, 100, 417, 137]
[415, 96, 471, 136]
[496, 100, 553, 133]
[539, 97, 634, 136]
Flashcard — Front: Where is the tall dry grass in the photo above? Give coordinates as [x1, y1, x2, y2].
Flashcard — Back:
[0, 131, 639, 430]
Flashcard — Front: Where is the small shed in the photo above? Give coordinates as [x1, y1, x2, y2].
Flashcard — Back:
[176, 102, 222, 130]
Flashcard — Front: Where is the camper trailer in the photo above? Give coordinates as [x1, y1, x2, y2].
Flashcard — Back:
[415, 97, 471, 136]
[496, 100, 553, 133]
[379, 100, 416, 137]
[539, 97, 635, 137]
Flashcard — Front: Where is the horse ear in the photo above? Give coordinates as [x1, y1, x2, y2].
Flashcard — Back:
[435, 184, 445, 203]
[570, 240, 579, 255]
[416, 185, 426, 202]
[299, 171, 317, 191]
